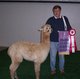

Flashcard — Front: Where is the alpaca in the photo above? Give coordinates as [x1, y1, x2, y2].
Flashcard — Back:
[8, 24, 52, 79]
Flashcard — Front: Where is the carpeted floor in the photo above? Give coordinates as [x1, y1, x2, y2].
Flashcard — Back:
[0, 49, 80, 79]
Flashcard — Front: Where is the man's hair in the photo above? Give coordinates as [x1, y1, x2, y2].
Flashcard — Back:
[52, 5, 61, 11]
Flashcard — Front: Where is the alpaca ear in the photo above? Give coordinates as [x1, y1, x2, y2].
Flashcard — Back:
[38, 27, 43, 31]
[38, 26, 43, 31]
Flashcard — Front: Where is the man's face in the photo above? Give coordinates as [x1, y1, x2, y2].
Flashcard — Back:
[53, 8, 61, 18]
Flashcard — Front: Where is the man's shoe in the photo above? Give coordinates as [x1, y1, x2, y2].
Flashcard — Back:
[60, 70, 65, 75]
[51, 70, 56, 75]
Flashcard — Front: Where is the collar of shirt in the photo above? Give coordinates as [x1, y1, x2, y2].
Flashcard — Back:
[54, 15, 62, 19]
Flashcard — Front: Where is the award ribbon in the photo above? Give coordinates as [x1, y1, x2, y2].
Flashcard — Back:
[69, 29, 77, 53]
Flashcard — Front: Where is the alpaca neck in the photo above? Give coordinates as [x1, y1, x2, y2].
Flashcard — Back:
[40, 32, 50, 44]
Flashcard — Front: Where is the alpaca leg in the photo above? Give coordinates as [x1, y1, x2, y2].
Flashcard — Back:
[34, 63, 41, 79]
[14, 72, 19, 79]
[9, 62, 20, 79]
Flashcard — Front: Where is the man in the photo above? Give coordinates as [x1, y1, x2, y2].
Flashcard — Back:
[46, 5, 72, 75]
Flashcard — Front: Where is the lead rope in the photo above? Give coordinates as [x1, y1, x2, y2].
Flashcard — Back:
[62, 16, 67, 31]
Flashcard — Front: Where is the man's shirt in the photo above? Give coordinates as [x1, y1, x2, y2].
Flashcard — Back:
[46, 16, 72, 42]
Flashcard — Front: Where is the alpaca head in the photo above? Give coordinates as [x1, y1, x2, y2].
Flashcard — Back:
[39, 24, 52, 34]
